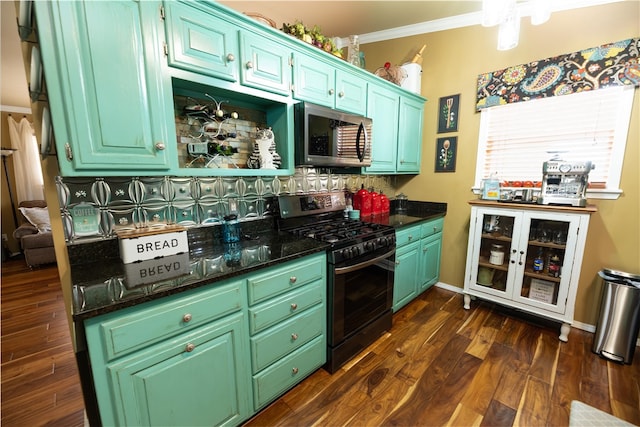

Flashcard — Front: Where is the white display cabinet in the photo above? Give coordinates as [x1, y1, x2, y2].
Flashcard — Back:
[463, 200, 596, 341]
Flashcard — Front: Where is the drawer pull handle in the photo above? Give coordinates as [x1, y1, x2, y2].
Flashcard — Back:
[292, 367, 299, 375]
[182, 313, 192, 323]
[245, 61, 253, 69]
[338, 91, 345, 98]
[290, 303, 298, 310]
[291, 333, 299, 341]
[185, 343, 195, 352]
[226, 53, 235, 62]
[408, 235, 413, 241]
[328, 89, 335, 95]
[154, 142, 166, 151]
[395, 261, 400, 266]
[290, 276, 297, 284]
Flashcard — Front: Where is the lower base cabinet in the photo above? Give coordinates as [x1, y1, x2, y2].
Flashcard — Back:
[393, 217, 444, 312]
[85, 252, 326, 426]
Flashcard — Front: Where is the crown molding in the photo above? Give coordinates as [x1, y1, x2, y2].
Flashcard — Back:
[1, 105, 32, 114]
[348, 0, 624, 45]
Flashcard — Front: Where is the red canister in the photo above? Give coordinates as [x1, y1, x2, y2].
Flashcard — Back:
[370, 189, 382, 215]
[359, 186, 372, 217]
[379, 191, 390, 214]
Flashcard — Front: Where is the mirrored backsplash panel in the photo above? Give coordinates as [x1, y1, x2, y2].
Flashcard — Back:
[57, 169, 395, 244]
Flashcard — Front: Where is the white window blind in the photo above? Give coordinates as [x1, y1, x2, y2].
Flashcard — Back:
[475, 85, 634, 197]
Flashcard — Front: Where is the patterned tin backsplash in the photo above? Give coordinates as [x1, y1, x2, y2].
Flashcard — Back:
[57, 169, 395, 244]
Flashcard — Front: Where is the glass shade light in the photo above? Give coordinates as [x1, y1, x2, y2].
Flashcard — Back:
[482, 0, 512, 27]
[497, 8, 520, 50]
[531, 0, 552, 25]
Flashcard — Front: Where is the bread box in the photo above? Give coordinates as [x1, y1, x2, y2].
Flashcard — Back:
[116, 225, 188, 264]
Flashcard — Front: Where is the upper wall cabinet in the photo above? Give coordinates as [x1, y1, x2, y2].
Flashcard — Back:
[292, 53, 368, 116]
[35, 1, 174, 176]
[365, 86, 424, 175]
[164, 1, 291, 97]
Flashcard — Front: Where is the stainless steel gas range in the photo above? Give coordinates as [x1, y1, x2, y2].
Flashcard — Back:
[278, 192, 396, 372]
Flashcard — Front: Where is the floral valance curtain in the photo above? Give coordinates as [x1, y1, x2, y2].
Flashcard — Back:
[476, 37, 640, 110]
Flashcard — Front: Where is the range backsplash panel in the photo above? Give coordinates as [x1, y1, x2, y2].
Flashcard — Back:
[57, 170, 394, 244]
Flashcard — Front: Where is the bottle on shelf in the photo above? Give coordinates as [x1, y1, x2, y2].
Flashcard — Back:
[533, 248, 545, 273]
[548, 252, 561, 277]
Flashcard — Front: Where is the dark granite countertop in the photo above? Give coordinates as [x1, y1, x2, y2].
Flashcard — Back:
[69, 201, 446, 322]
[70, 220, 328, 321]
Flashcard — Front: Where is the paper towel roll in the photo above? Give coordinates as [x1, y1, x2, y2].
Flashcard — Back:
[400, 63, 422, 94]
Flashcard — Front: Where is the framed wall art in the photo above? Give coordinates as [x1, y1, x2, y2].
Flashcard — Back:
[435, 136, 457, 172]
[437, 94, 460, 133]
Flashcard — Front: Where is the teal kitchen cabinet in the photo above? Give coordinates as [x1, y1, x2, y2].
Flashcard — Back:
[393, 217, 445, 311]
[365, 87, 425, 174]
[419, 217, 444, 291]
[247, 252, 327, 410]
[85, 279, 252, 427]
[364, 85, 399, 174]
[163, 1, 291, 97]
[34, 1, 174, 176]
[393, 224, 421, 311]
[397, 96, 425, 173]
[292, 52, 368, 115]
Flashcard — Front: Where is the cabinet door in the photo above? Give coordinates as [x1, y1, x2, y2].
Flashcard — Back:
[163, 1, 239, 82]
[35, 1, 172, 175]
[240, 32, 291, 96]
[105, 314, 251, 427]
[334, 70, 367, 115]
[420, 233, 442, 291]
[393, 240, 420, 312]
[396, 96, 424, 173]
[467, 208, 524, 300]
[513, 212, 580, 314]
[364, 85, 399, 174]
[292, 52, 335, 108]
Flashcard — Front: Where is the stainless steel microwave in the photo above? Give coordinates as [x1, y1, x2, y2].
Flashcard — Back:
[294, 102, 372, 168]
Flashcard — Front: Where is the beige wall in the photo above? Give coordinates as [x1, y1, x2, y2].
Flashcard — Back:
[363, 2, 640, 326]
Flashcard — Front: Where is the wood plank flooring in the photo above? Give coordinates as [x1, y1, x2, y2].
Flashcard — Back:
[246, 287, 640, 426]
[2, 257, 639, 426]
[1, 258, 85, 427]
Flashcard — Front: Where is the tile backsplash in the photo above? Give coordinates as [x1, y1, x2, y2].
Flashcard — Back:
[57, 170, 395, 244]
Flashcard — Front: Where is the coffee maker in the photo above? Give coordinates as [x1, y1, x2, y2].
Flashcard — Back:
[539, 158, 593, 207]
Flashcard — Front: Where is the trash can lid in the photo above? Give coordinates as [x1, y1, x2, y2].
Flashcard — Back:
[601, 268, 640, 285]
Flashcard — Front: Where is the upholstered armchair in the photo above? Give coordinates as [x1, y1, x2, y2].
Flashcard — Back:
[12, 200, 56, 268]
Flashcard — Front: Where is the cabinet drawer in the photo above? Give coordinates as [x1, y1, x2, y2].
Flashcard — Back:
[421, 217, 444, 238]
[86, 279, 244, 361]
[250, 305, 324, 373]
[395, 225, 421, 248]
[248, 280, 323, 335]
[247, 254, 325, 305]
[252, 336, 325, 410]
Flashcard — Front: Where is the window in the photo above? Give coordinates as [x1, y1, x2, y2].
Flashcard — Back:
[474, 85, 635, 199]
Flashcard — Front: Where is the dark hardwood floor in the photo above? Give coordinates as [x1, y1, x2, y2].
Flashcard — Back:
[2, 257, 639, 426]
[1, 257, 85, 427]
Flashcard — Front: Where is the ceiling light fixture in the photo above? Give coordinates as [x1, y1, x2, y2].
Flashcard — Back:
[482, 0, 553, 51]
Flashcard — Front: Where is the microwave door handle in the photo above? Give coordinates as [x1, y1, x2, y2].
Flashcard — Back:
[356, 122, 366, 162]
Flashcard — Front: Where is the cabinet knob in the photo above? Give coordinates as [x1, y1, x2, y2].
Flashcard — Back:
[408, 235, 413, 241]
[226, 53, 235, 62]
[423, 247, 428, 253]
[245, 61, 253, 69]
[155, 142, 166, 151]
[182, 313, 192, 323]
[292, 367, 299, 375]
[338, 91, 345, 98]
[395, 261, 400, 266]
[291, 333, 299, 341]
[289, 276, 297, 284]
[290, 303, 298, 310]
[328, 88, 335, 95]
[185, 343, 195, 352]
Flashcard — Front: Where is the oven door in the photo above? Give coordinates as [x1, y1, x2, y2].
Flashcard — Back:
[328, 246, 395, 347]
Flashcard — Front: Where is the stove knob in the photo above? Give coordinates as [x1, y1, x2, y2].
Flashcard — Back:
[341, 248, 352, 259]
[364, 241, 374, 251]
[352, 246, 361, 256]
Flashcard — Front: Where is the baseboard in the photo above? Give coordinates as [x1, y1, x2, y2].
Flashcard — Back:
[433, 281, 640, 347]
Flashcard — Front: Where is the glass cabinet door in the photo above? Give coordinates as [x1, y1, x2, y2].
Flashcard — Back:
[469, 210, 521, 299]
[514, 212, 578, 314]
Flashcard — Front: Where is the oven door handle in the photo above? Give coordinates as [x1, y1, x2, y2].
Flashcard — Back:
[334, 248, 396, 275]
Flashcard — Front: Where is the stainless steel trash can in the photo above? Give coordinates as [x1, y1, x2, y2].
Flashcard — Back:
[592, 269, 640, 364]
